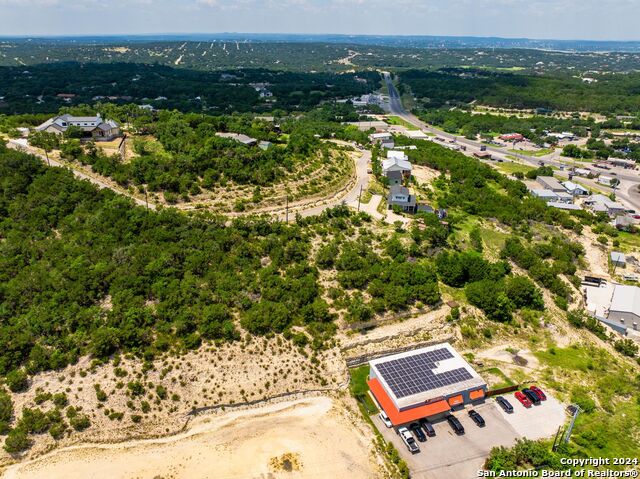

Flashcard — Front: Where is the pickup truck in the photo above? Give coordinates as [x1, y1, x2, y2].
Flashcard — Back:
[397, 426, 420, 453]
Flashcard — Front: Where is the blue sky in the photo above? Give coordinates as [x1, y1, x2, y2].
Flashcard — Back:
[0, 0, 636, 40]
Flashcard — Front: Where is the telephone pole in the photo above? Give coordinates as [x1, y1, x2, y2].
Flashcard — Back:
[357, 184, 363, 212]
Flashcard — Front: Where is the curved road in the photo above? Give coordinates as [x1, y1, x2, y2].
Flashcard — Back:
[383, 73, 640, 211]
[7, 138, 371, 221]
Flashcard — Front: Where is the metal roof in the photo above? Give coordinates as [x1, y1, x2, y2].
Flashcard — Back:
[610, 285, 640, 317]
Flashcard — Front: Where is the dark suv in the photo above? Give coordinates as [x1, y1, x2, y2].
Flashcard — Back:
[522, 388, 541, 405]
[410, 422, 427, 442]
[446, 414, 465, 435]
[419, 419, 436, 437]
[496, 396, 514, 413]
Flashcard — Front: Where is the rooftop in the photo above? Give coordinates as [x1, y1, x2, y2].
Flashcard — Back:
[369, 343, 485, 411]
[610, 284, 640, 317]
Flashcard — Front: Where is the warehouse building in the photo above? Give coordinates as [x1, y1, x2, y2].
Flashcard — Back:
[367, 343, 487, 426]
[537, 176, 567, 193]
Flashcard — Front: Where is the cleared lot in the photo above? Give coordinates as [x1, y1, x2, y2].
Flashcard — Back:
[373, 394, 567, 479]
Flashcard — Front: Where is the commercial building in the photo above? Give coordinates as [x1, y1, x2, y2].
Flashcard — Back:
[536, 176, 567, 193]
[548, 202, 582, 211]
[530, 189, 559, 202]
[499, 133, 524, 142]
[608, 285, 640, 333]
[367, 343, 487, 426]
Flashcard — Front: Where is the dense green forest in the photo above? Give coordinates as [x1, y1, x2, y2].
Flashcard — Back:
[0, 62, 379, 114]
[3, 40, 640, 73]
[0, 142, 449, 379]
[401, 69, 640, 114]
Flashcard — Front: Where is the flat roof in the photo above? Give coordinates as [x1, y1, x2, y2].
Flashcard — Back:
[369, 343, 485, 411]
[610, 284, 640, 317]
[537, 176, 566, 191]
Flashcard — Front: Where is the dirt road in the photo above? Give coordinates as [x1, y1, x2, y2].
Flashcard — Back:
[2, 396, 380, 479]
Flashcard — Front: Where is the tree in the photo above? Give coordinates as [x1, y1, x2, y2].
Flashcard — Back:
[28, 131, 59, 166]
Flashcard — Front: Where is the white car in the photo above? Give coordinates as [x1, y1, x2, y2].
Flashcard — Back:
[397, 426, 420, 453]
[378, 411, 392, 428]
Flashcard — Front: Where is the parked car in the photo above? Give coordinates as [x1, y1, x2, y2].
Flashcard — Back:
[496, 396, 514, 413]
[446, 414, 465, 435]
[419, 419, 436, 437]
[522, 388, 541, 405]
[397, 426, 420, 453]
[515, 391, 532, 408]
[379, 411, 392, 428]
[410, 423, 427, 442]
[468, 410, 485, 427]
[529, 386, 547, 401]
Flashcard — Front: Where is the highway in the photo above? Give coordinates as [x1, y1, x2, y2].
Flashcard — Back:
[382, 72, 640, 212]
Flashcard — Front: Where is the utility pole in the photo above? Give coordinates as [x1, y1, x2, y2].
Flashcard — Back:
[144, 186, 149, 212]
[357, 184, 363, 212]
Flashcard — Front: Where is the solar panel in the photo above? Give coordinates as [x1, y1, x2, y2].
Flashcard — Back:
[375, 348, 473, 399]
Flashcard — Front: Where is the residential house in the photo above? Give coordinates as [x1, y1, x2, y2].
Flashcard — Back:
[584, 195, 626, 217]
[382, 151, 412, 179]
[387, 185, 417, 213]
[562, 181, 589, 196]
[215, 132, 258, 146]
[36, 114, 121, 141]
[386, 170, 403, 186]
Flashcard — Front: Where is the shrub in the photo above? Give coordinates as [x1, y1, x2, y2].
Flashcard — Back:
[4, 428, 31, 453]
[5, 370, 28, 393]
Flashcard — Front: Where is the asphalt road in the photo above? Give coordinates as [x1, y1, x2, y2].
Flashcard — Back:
[383, 73, 640, 212]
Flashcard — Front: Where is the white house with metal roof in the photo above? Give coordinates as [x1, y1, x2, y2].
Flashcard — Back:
[36, 114, 121, 141]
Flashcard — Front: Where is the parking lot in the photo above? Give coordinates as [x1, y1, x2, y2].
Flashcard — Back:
[372, 393, 567, 479]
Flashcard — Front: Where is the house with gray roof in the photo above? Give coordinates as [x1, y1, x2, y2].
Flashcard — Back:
[388, 185, 417, 213]
[36, 114, 121, 141]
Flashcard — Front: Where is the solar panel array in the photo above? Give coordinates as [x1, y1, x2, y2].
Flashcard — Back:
[375, 348, 474, 399]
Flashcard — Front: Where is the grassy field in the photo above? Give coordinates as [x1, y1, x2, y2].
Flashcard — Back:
[385, 115, 419, 131]
[509, 148, 555, 157]
[481, 367, 515, 389]
[534, 344, 640, 460]
[494, 161, 536, 176]
[349, 365, 378, 414]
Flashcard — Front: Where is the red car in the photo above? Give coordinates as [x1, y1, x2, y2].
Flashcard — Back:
[530, 386, 547, 401]
[515, 391, 532, 408]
